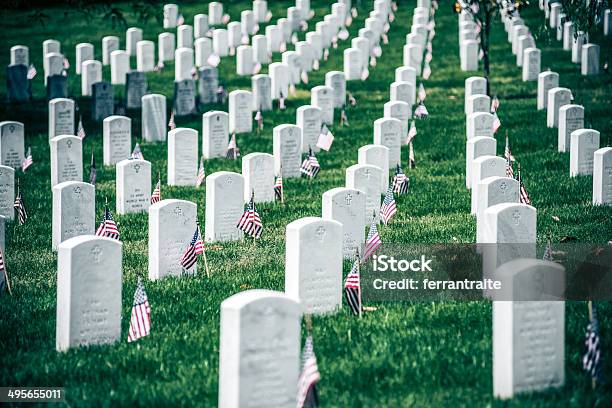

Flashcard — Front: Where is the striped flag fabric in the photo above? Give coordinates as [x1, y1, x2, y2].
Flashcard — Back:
[296, 335, 321, 408]
[418, 82, 426, 102]
[363, 214, 382, 261]
[392, 164, 409, 195]
[131, 143, 144, 160]
[151, 179, 161, 204]
[196, 157, 206, 188]
[504, 133, 515, 162]
[316, 125, 334, 151]
[77, 116, 86, 139]
[380, 186, 397, 225]
[0, 248, 9, 294]
[517, 164, 531, 205]
[168, 111, 176, 130]
[95, 205, 120, 240]
[89, 150, 97, 186]
[348, 92, 357, 106]
[542, 237, 553, 261]
[255, 108, 263, 130]
[127, 277, 151, 342]
[583, 305, 603, 383]
[344, 257, 361, 315]
[274, 174, 284, 203]
[177, 13, 185, 25]
[13, 189, 27, 226]
[300, 148, 320, 179]
[492, 111, 501, 133]
[422, 61, 431, 80]
[279, 91, 286, 110]
[506, 156, 514, 178]
[63, 57, 70, 69]
[226, 133, 240, 160]
[340, 107, 349, 127]
[407, 120, 417, 145]
[414, 102, 429, 119]
[408, 141, 415, 169]
[27, 64, 37, 80]
[491, 95, 500, 113]
[21, 147, 33, 172]
[237, 192, 263, 239]
[180, 224, 204, 270]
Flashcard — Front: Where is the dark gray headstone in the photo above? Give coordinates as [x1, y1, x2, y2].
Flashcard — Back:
[92, 81, 114, 122]
[47, 74, 68, 100]
[126, 71, 147, 109]
[6, 64, 29, 102]
[174, 79, 197, 116]
[198, 67, 219, 105]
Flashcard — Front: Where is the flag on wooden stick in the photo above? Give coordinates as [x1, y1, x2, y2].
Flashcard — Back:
[300, 147, 320, 179]
[127, 277, 151, 342]
[168, 111, 176, 130]
[255, 107, 264, 131]
[13, 181, 27, 226]
[131, 143, 144, 160]
[316, 125, 334, 152]
[296, 334, 321, 408]
[21, 147, 33, 172]
[407, 120, 417, 145]
[0, 248, 12, 295]
[226, 133, 240, 160]
[344, 253, 361, 316]
[180, 223, 204, 271]
[408, 141, 415, 169]
[583, 303, 603, 386]
[95, 202, 120, 240]
[516, 164, 531, 205]
[418, 83, 426, 101]
[414, 102, 429, 119]
[379, 185, 397, 225]
[237, 191, 263, 239]
[196, 157, 206, 188]
[492, 111, 501, 133]
[77, 116, 86, 139]
[151, 175, 161, 204]
[392, 164, 409, 195]
[27, 64, 37, 80]
[274, 170, 284, 203]
[339, 106, 349, 127]
[89, 149, 97, 186]
[363, 212, 382, 261]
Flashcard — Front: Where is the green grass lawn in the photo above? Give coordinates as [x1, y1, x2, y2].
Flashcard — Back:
[0, 1, 611, 406]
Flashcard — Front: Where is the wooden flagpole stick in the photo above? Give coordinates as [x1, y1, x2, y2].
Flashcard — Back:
[197, 222, 211, 278]
[2, 248, 12, 296]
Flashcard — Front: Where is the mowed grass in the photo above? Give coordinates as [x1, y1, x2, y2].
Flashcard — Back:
[0, 1, 611, 406]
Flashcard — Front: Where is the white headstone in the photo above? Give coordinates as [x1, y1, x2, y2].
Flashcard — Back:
[252, 35, 269, 64]
[237, 45, 254, 76]
[358, 144, 390, 191]
[177, 25, 194, 49]
[103, 115, 131, 166]
[285, 217, 343, 314]
[148, 199, 198, 279]
[570, 129, 600, 177]
[50, 135, 82, 187]
[202, 111, 229, 159]
[466, 94, 491, 116]
[273, 124, 302, 178]
[466, 112, 494, 140]
[213, 29, 229, 57]
[296, 105, 322, 153]
[126, 27, 143, 56]
[81, 60, 102, 96]
[0, 166, 14, 221]
[75, 43, 94, 75]
[282, 51, 302, 86]
[572, 31, 587, 63]
[558, 105, 584, 152]
[205, 172, 245, 242]
[384, 101, 411, 143]
[537, 71, 559, 110]
[56, 235, 122, 352]
[168, 128, 198, 186]
[195, 37, 212, 67]
[110, 50, 129, 85]
[136, 40, 155, 72]
[460, 40, 478, 71]
[471, 155, 506, 214]
[141, 94, 167, 142]
[0, 121, 24, 170]
[266, 25, 283, 53]
[522, 48, 540, 81]
[344, 48, 362, 81]
[593, 147, 612, 205]
[158, 32, 176, 62]
[465, 76, 487, 114]
[390, 81, 414, 106]
[253, 0, 268, 23]
[116, 159, 151, 214]
[218, 289, 300, 408]
[346, 164, 383, 223]
[163, 3, 179, 28]
[475, 176, 520, 243]
[581, 44, 600, 76]
[194, 14, 209, 39]
[325, 71, 346, 108]
[546, 87, 572, 128]
[322, 187, 366, 259]
[404, 43, 424, 74]
[269, 62, 289, 100]
[252, 74, 272, 111]
[52, 181, 95, 250]
[10, 45, 28, 66]
[49, 98, 75, 139]
[242, 152, 275, 203]
[209, 2, 223, 25]
[466, 135, 497, 190]
[175, 47, 194, 81]
[373, 117, 401, 168]
[311, 86, 334, 125]
[229, 90, 254, 134]
[102, 36, 119, 66]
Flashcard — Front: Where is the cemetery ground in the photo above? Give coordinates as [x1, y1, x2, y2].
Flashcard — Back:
[1, 1, 611, 406]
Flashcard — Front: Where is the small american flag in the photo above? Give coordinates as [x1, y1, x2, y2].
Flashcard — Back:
[191, 66, 199, 80]
[300, 148, 320, 179]
[344, 256, 361, 315]
[408, 141, 415, 169]
[517, 164, 531, 205]
[506, 156, 514, 178]
[379, 185, 397, 225]
[131, 143, 144, 160]
[316, 125, 334, 151]
[151, 179, 161, 204]
[177, 14, 185, 26]
[237, 192, 263, 239]
[361, 67, 369, 80]
[154, 60, 165, 72]
[363, 213, 382, 261]
[414, 102, 429, 119]
[504, 133, 515, 162]
[339, 106, 349, 127]
[392, 164, 409, 195]
[418, 83, 427, 102]
[492, 112, 501, 133]
[422, 61, 431, 80]
[180, 224, 204, 270]
[89, 150, 97, 186]
[296, 335, 321, 408]
[301, 70, 309, 84]
[491, 95, 500, 113]
[255, 108, 263, 130]
[13, 189, 27, 225]
[127, 277, 151, 342]
[583, 305, 603, 383]
[279, 91, 286, 110]
[226, 133, 240, 160]
[21, 147, 33, 172]
[77, 117, 86, 139]
[95, 205, 120, 240]
[27, 64, 37, 80]
[0, 248, 11, 295]
[274, 173, 284, 203]
[542, 237, 553, 261]
[323, 48, 329, 61]
[196, 157, 206, 188]
[168, 111, 176, 130]
[407, 120, 417, 145]
[369, 55, 377, 67]
[63, 57, 70, 69]
[289, 83, 296, 96]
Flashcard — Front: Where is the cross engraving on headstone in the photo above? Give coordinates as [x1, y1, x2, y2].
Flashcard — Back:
[500, 181, 507, 191]
[316, 226, 326, 242]
[363, 169, 371, 179]
[512, 209, 521, 226]
[345, 193, 353, 206]
[90, 245, 102, 264]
